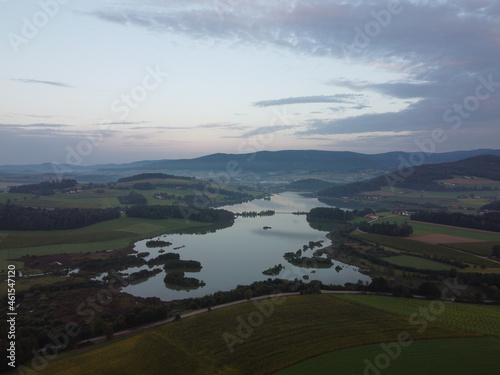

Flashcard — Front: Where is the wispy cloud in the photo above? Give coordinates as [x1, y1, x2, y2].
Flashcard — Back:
[0, 123, 69, 129]
[128, 126, 190, 130]
[239, 125, 297, 138]
[10, 78, 73, 88]
[253, 94, 363, 107]
[97, 121, 148, 126]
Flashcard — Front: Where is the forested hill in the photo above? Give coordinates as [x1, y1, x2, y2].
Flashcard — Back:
[135, 149, 500, 174]
[3, 149, 500, 179]
[318, 155, 500, 197]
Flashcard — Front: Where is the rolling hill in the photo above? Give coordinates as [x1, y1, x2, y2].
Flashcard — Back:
[1, 149, 500, 183]
[317, 155, 500, 198]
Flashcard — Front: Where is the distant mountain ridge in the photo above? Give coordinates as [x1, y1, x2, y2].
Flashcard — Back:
[1, 149, 500, 183]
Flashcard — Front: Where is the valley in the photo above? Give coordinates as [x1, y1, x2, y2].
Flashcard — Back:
[1, 152, 500, 374]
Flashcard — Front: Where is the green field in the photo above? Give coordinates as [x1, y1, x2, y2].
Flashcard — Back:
[354, 231, 500, 268]
[441, 241, 500, 257]
[276, 294, 500, 374]
[274, 336, 500, 375]
[382, 216, 500, 241]
[22, 294, 472, 375]
[354, 179, 500, 210]
[0, 217, 211, 271]
[0, 178, 263, 209]
[337, 294, 500, 336]
[409, 221, 500, 241]
[385, 255, 453, 270]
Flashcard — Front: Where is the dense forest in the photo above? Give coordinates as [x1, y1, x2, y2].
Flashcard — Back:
[480, 201, 500, 211]
[0, 205, 119, 230]
[117, 173, 194, 183]
[117, 191, 148, 205]
[358, 221, 413, 237]
[306, 207, 376, 223]
[306, 207, 356, 222]
[126, 204, 235, 224]
[411, 211, 500, 232]
[8, 179, 77, 195]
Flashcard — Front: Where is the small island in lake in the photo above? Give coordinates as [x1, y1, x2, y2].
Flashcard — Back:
[163, 259, 202, 271]
[146, 239, 172, 248]
[164, 271, 205, 289]
[128, 268, 162, 284]
[262, 264, 285, 276]
[283, 250, 333, 268]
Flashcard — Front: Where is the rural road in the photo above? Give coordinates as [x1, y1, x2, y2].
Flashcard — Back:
[77, 290, 375, 346]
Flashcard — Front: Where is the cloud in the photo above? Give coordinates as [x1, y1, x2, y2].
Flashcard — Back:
[0, 123, 69, 129]
[10, 78, 73, 88]
[253, 94, 363, 107]
[97, 121, 147, 126]
[87, 1, 500, 73]
[128, 126, 191, 130]
[87, 1, 500, 140]
[196, 122, 245, 129]
[238, 125, 297, 138]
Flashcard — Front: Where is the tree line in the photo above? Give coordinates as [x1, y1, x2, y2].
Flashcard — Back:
[8, 179, 77, 196]
[411, 211, 500, 232]
[306, 207, 356, 222]
[117, 191, 148, 205]
[117, 173, 193, 183]
[126, 204, 234, 223]
[0, 205, 119, 231]
[358, 221, 413, 237]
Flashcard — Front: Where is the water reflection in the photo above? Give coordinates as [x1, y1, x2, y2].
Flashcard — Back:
[121, 192, 371, 301]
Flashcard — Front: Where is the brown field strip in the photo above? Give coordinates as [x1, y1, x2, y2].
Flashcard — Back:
[410, 234, 485, 245]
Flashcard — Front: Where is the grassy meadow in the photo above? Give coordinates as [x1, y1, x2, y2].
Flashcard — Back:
[384, 255, 453, 270]
[0, 216, 211, 271]
[274, 336, 500, 375]
[353, 231, 500, 268]
[337, 294, 500, 336]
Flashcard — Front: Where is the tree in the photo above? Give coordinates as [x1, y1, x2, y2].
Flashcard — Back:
[492, 245, 500, 257]
[244, 289, 253, 300]
[104, 323, 114, 340]
[114, 314, 127, 330]
[368, 277, 390, 292]
[417, 282, 441, 299]
[91, 318, 106, 337]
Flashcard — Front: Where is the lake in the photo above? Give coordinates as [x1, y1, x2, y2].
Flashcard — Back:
[121, 191, 371, 301]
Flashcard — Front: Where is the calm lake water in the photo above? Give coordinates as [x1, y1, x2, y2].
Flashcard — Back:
[121, 192, 371, 301]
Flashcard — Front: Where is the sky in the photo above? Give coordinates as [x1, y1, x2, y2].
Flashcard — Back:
[1, 0, 499, 165]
